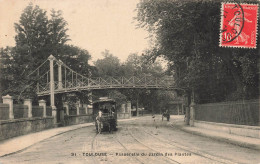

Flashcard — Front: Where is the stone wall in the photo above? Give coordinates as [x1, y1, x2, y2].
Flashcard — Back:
[0, 96, 55, 141]
[64, 114, 93, 125]
[0, 117, 54, 141]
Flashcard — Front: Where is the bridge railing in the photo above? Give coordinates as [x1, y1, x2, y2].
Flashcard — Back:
[38, 76, 176, 95]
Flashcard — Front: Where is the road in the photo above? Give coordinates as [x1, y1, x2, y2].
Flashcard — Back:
[0, 115, 259, 164]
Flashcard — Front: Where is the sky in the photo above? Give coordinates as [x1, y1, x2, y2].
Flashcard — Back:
[0, 0, 150, 63]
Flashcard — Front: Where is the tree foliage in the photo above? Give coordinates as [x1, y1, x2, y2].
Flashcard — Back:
[14, 3, 50, 75]
[0, 3, 92, 102]
[49, 9, 70, 56]
[125, 53, 164, 77]
[0, 47, 15, 100]
[136, 0, 259, 103]
[93, 50, 175, 112]
[94, 50, 121, 77]
[58, 44, 91, 76]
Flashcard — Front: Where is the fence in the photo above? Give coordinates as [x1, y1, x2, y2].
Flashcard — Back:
[195, 100, 259, 126]
[32, 106, 43, 117]
[0, 104, 9, 120]
[69, 107, 77, 115]
[0, 96, 52, 121]
[13, 104, 28, 119]
[79, 107, 86, 115]
[0, 96, 55, 141]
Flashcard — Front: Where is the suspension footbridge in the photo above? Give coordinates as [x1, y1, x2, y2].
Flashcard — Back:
[31, 55, 178, 95]
[28, 55, 179, 107]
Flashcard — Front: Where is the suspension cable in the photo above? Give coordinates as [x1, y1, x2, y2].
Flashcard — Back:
[27, 59, 49, 77]
[38, 70, 50, 80]
[61, 62, 88, 79]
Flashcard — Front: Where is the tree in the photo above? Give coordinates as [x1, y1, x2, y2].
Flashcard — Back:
[94, 50, 121, 77]
[122, 53, 171, 112]
[58, 44, 91, 76]
[3, 4, 46, 99]
[1, 3, 94, 103]
[108, 90, 127, 107]
[48, 9, 70, 56]
[126, 53, 164, 77]
[93, 50, 171, 111]
[8, 3, 54, 98]
[136, 0, 259, 103]
[0, 47, 15, 100]
[14, 3, 50, 70]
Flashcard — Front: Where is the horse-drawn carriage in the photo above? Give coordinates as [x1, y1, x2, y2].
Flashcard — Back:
[93, 98, 117, 133]
[162, 110, 170, 121]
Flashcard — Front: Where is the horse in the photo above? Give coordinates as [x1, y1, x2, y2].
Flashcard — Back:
[162, 111, 170, 121]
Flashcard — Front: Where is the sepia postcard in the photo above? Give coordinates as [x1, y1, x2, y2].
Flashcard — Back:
[0, 0, 259, 163]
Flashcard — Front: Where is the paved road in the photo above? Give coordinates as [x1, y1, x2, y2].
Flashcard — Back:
[0, 116, 259, 164]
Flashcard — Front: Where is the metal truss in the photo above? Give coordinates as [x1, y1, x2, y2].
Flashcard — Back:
[37, 76, 177, 96]
[30, 55, 178, 97]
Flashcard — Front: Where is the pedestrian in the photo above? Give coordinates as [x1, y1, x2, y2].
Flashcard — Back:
[152, 114, 158, 129]
[96, 109, 103, 133]
[98, 109, 102, 118]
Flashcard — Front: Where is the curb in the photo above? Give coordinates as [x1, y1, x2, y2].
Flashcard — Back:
[0, 123, 94, 158]
[178, 126, 260, 151]
[0, 117, 140, 157]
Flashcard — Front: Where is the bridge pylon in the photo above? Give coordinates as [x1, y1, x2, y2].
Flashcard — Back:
[48, 55, 57, 123]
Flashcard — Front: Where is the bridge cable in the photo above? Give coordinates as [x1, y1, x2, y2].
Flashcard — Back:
[60, 62, 88, 79]
[27, 59, 49, 77]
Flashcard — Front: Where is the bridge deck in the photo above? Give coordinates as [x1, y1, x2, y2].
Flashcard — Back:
[37, 76, 177, 96]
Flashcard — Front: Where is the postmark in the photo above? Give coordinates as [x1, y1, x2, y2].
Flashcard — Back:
[220, 3, 258, 48]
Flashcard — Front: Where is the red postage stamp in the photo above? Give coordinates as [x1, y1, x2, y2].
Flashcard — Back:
[220, 3, 258, 48]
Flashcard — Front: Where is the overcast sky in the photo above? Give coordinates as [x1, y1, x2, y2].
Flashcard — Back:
[0, 0, 149, 63]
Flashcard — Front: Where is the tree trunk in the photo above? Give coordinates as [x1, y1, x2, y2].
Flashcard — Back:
[185, 90, 191, 125]
[220, 50, 244, 96]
